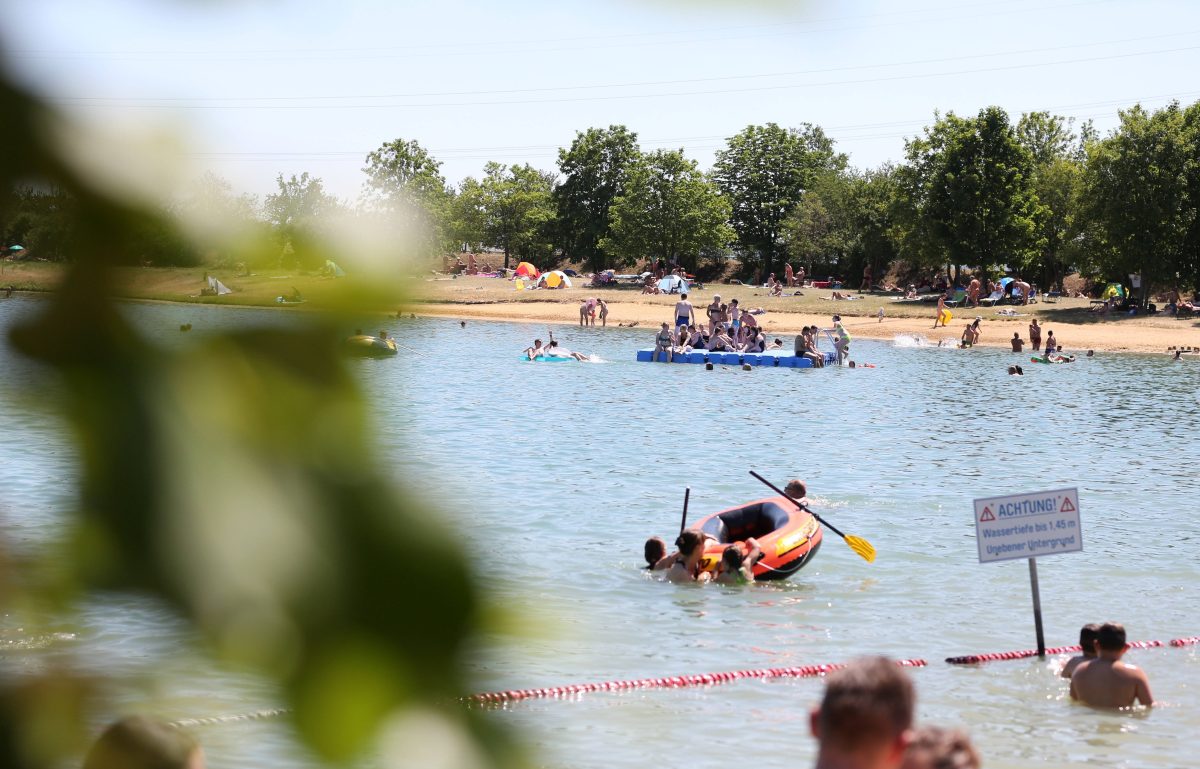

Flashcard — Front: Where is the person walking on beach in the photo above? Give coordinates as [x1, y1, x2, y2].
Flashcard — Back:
[1029, 318, 1042, 352]
[1061, 623, 1100, 679]
[810, 657, 915, 769]
[934, 294, 947, 328]
[1070, 622, 1153, 708]
[674, 293, 695, 332]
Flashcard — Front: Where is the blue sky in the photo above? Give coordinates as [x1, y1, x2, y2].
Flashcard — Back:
[3, 0, 1198, 200]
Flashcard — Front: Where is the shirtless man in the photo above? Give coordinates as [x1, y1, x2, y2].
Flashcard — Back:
[1060, 623, 1100, 679]
[1029, 318, 1042, 352]
[674, 293, 696, 332]
[522, 338, 545, 360]
[1011, 333, 1024, 352]
[1070, 622, 1153, 708]
[784, 479, 809, 506]
[810, 657, 915, 769]
[966, 277, 981, 306]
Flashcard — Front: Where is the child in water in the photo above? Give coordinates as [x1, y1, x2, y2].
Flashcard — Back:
[714, 538, 762, 585]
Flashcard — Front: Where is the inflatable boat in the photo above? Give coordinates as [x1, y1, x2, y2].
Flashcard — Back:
[345, 335, 398, 358]
[693, 496, 822, 581]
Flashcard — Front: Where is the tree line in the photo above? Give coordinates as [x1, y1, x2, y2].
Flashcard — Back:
[4, 100, 1198, 302]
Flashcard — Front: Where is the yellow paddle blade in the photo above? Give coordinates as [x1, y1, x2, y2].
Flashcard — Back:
[845, 535, 876, 563]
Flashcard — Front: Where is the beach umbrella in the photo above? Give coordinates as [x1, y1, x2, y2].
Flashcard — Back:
[515, 262, 540, 279]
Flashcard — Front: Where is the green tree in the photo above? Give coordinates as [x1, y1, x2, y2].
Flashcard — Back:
[1181, 101, 1200, 293]
[851, 165, 903, 284]
[458, 162, 555, 268]
[552, 125, 640, 272]
[712, 122, 846, 280]
[264, 172, 339, 268]
[899, 107, 1044, 285]
[362, 138, 454, 256]
[1016, 112, 1085, 289]
[599, 149, 733, 272]
[781, 171, 855, 276]
[1081, 102, 1194, 304]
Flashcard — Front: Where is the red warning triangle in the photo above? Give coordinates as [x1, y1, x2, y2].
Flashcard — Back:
[1059, 497, 1076, 513]
[979, 506, 996, 522]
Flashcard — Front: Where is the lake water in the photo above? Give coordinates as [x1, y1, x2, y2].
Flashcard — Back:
[2, 296, 1198, 769]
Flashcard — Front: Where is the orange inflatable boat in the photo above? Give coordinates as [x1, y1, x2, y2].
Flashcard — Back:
[694, 496, 823, 580]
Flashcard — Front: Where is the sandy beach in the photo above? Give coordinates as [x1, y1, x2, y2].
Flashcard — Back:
[402, 278, 1200, 356]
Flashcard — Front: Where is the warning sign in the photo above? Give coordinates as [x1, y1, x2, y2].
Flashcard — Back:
[973, 488, 1082, 564]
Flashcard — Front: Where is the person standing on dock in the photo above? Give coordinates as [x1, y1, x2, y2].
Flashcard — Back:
[810, 657, 915, 769]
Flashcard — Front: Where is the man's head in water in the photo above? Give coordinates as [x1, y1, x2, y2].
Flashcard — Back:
[811, 657, 914, 769]
[785, 479, 808, 499]
[548, 340, 559, 348]
[644, 537, 666, 568]
[1096, 622, 1128, 654]
[675, 529, 705, 557]
[1079, 623, 1102, 657]
[899, 725, 980, 769]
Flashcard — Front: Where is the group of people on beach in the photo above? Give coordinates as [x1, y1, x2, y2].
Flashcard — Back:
[578, 297, 609, 326]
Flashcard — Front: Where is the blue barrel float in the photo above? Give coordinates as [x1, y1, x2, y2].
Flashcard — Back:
[635, 350, 835, 367]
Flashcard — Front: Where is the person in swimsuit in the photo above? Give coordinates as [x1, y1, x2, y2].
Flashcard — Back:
[714, 538, 762, 585]
[665, 529, 714, 584]
[934, 294, 947, 328]
[673, 293, 695, 332]
[1070, 622, 1153, 708]
[523, 338, 545, 360]
[544, 340, 589, 361]
[597, 298, 609, 326]
[832, 316, 850, 365]
[784, 479, 809, 506]
[580, 297, 597, 326]
[653, 322, 676, 362]
[1029, 319, 1042, 351]
[1043, 330, 1056, 357]
[729, 299, 741, 334]
[810, 657, 915, 769]
[1061, 623, 1100, 679]
[785, 263, 795, 287]
[706, 295, 723, 334]
[1011, 333, 1024, 352]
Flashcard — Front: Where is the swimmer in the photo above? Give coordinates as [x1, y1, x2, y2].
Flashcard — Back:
[783, 479, 809, 506]
[460, 320, 466, 328]
[643, 536, 675, 570]
[1070, 622, 1153, 708]
[597, 298, 609, 326]
[523, 338, 545, 360]
[1007, 365, 1022, 376]
[810, 657, 915, 769]
[1061, 623, 1101, 679]
[900, 725, 980, 769]
[769, 337, 784, 349]
[714, 538, 761, 585]
[544, 340, 589, 361]
[665, 529, 714, 584]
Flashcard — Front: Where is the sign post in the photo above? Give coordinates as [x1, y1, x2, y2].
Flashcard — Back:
[974, 488, 1082, 657]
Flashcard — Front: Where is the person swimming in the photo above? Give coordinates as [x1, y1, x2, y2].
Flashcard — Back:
[714, 538, 762, 585]
[1061, 623, 1100, 679]
[665, 529, 714, 584]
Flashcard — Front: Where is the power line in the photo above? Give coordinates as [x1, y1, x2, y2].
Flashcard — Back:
[55, 43, 1200, 111]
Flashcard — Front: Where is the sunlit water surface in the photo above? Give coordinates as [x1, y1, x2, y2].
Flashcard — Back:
[2, 297, 1197, 769]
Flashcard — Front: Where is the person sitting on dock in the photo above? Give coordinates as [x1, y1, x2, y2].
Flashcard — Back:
[1069, 622, 1153, 708]
[1061, 623, 1100, 679]
[653, 322, 676, 361]
[684, 324, 706, 349]
[666, 529, 714, 584]
[810, 657, 915, 769]
[714, 538, 762, 585]
[707, 326, 735, 352]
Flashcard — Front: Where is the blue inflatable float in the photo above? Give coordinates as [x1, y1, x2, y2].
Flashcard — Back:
[635, 350, 836, 367]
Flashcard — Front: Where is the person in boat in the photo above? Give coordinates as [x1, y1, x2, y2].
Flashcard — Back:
[665, 529, 714, 584]
[810, 657, 915, 769]
[523, 338, 545, 360]
[1061, 623, 1100, 679]
[714, 538, 762, 585]
[1070, 622, 1153, 708]
[653, 322, 676, 362]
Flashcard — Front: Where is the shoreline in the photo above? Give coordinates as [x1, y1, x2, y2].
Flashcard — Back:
[401, 300, 1200, 356]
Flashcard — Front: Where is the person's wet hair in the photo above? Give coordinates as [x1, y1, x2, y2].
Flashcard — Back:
[675, 529, 705, 556]
[1096, 622, 1127, 651]
[83, 716, 200, 769]
[784, 479, 807, 498]
[900, 725, 980, 769]
[721, 545, 745, 570]
[644, 537, 666, 567]
[1079, 622, 1102, 653]
[817, 657, 914, 752]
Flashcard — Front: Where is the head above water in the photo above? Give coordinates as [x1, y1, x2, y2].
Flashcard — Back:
[812, 657, 915, 757]
[644, 536, 666, 567]
[900, 725, 980, 769]
[1079, 623, 1102, 655]
[1096, 622, 1127, 651]
[721, 544, 745, 570]
[784, 479, 807, 499]
[675, 529, 705, 557]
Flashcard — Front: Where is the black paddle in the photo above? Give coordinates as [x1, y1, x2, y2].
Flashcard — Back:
[748, 471, 876, 563]
[679, 487, 690, 536]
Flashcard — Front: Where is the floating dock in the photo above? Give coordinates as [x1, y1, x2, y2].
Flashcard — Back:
[636, 349, 836, 367]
